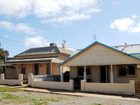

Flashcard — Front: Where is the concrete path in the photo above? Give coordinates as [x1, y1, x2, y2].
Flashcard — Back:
[21, 87, 140, 102]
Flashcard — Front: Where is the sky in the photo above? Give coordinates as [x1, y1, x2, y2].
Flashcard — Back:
[0, 0, 140, 57]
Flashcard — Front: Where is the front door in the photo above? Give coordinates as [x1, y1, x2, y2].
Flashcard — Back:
[74, 66, 84, 90]
[34, 64, 39, 75]
[100, 66, 109, 83]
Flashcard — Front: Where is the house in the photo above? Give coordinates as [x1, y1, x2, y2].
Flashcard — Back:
[60, 41, 140, 95]
[6, 43, 74, 82]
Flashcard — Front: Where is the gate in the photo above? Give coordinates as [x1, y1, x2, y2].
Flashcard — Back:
[135, 81, 140, 96]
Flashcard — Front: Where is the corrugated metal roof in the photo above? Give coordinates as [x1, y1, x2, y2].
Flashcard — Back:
[16, 45, 74, 57]
[130, 53, 140, 59]
[7, 58, 62, 63]
[113, 44, 140, 54]
[17, 46, 59, 56]
[58, 47, 74, 55]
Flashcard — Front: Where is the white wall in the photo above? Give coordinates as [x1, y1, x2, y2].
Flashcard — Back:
[0, 74, 23, 86]
[31, 80, 73, 90]
[28, 73, 73, 90]
[81, 80, 135, 95]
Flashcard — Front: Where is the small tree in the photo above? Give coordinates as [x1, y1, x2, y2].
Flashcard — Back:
[0, 48, 9, 73]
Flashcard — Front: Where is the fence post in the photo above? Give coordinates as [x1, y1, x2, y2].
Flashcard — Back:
[81, 80, 85, 91]
[1, 74, 4, 80]
[69, 79, 74, 90]
[130, 80, 135, 95]
[18, 74, 23, 85]
[28, 73, 33, 86]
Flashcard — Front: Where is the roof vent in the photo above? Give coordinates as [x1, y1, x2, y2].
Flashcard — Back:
[50, 43, 56, 46]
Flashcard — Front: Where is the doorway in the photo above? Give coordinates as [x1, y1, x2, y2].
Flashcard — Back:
[34, 64, 39, 75]
[100, 66, 109, 83]
[73, 66, 91, 90]
[74, 66, 84, 90]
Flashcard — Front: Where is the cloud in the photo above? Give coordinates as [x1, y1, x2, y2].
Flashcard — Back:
[104, 0, 120, 6]
[0, 0, 32, 18]
[110, 17, 134, 32]
[110, 16, 140, 33]
[15, 23, 37, 35]
[24, 36, 48, 47]
[0, 21, 38, 35]
[0, 0, 101, 24]
[33, 0, 101, 24]
[0, 21, 14, 30]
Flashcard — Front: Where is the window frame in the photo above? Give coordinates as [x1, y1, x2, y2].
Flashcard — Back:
[117, 64, 136, 77]
[77, 66, 91, 76]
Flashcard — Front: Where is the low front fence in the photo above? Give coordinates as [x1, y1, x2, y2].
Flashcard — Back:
[28, 73, 73, 90]
[0, 74, 23, 86]
[81, 80, 135, 95]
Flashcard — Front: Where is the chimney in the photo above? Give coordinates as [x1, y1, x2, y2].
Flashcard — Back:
[62, 40, 66, 49]
[50, 43, 56, 47]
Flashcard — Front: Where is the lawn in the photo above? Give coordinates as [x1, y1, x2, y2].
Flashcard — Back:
[0, 87, 62, 105]
[0, 93, 62, 105]
[0, 86, 21, 92]
[0, 86, 139, 105]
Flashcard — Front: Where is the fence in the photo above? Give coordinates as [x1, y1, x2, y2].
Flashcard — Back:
[28, 73, 73, 90]
[81, 80, 135, 95]
[0, 74, 23, 86]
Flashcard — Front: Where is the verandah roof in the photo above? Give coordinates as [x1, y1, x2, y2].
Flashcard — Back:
[6, 58, 62, 64]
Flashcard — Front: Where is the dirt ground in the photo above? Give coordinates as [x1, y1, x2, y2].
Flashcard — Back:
[0, 91, 139, 105]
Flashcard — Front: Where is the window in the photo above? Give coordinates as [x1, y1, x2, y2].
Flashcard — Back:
[118, 65, 136, 77]
[77, 67, 84, 76]
[77, 66, 91, 76]
[21, 64, 26, 74]
[34, 64, 39, 75]
[46, 63, 51, 74]
[86, 67, 91, 75]
[21, 68, 26, 74]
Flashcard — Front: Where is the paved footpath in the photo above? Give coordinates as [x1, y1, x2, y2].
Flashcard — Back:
[21, 87, 140, 102]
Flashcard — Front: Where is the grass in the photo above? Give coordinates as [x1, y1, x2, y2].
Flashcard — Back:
[0, 87, 62, 105]
[90, 103, 103, 105]
[0, 93, 26, 104]
[27, 96, 62, 105]
[0, 93, 62, 105]
[0, 87, 21, 92]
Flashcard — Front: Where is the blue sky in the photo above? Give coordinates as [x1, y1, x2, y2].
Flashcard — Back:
[0, 0, 140, 57]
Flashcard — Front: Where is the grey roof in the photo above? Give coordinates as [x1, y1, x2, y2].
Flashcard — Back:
[16, 45, 74, 57]
[113, 44, 140, 54]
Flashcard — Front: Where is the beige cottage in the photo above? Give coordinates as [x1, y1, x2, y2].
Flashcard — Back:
[6, 43, 74, 82]
[60, 41, 140, 95]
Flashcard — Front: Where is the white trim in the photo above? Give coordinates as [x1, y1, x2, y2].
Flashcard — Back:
[110, 65, 114, 83]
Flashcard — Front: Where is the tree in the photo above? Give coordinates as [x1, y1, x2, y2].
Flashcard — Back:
[0, 48, 9, 73]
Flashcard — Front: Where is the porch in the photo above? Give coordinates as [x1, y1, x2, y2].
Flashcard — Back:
[6, 58, 61, 83]
[59, 64, 140, 95]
